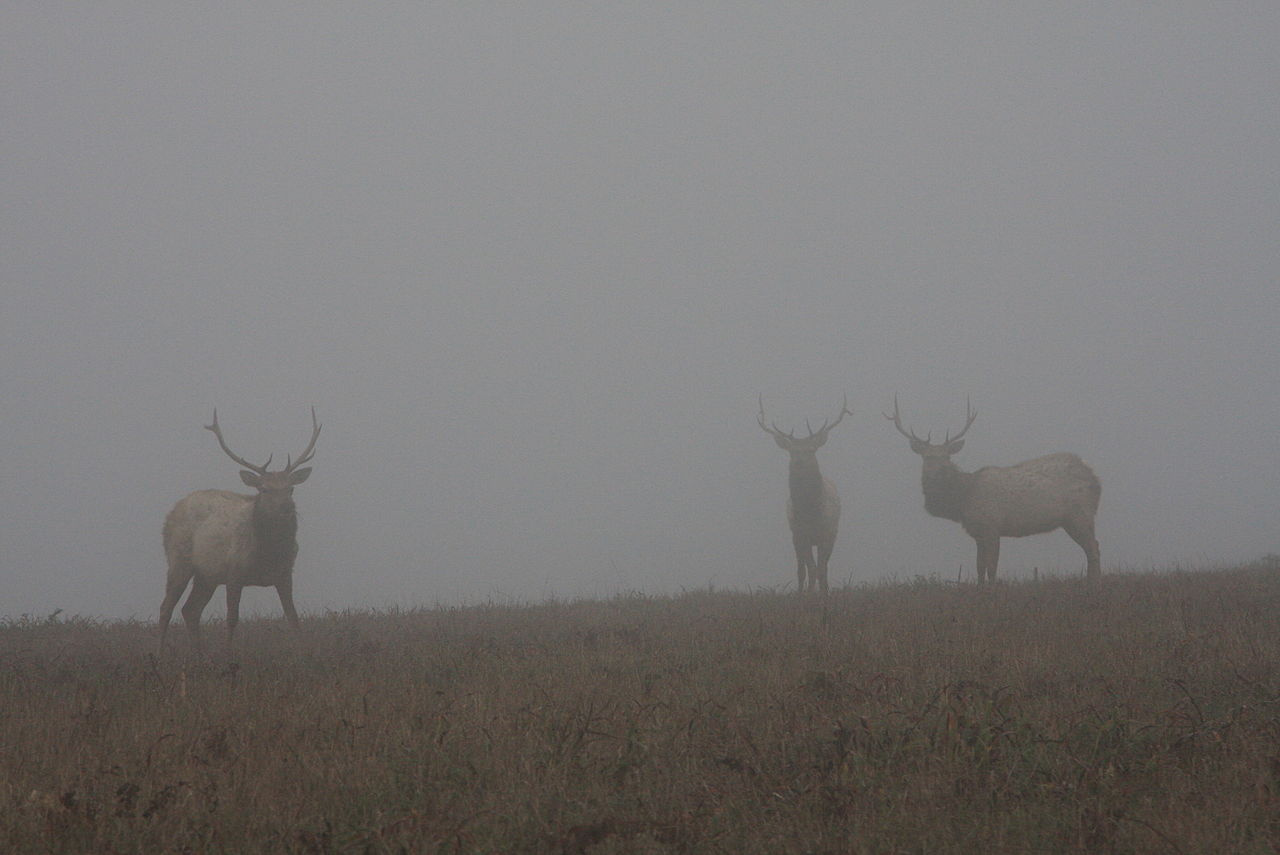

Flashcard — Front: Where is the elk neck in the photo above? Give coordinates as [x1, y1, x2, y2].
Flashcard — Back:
[251, 494, 299, 563]
[920, 458, 974, 523]
[788, 454, 825, 515]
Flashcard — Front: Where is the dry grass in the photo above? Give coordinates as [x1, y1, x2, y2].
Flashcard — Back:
[4, 561, 1280, 853]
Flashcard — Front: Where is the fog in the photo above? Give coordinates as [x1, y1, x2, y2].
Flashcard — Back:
[3, 6, 1277, 620]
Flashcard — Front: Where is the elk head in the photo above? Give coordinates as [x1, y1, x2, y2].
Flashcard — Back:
[757, 394, 852, 465]
[205, 407, 321, 515]
[884, 396, 977, 471]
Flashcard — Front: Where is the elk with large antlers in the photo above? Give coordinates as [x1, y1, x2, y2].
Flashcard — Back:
[159, 408, 321, 652]
[885, 398, 1101, 582]
[758, 395, 852, 593]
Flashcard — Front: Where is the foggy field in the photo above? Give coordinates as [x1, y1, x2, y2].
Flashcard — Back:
[6, 9, 1278, 851]
[4, 563, 1280, 853]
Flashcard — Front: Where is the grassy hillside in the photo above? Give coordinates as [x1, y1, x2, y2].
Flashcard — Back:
[3, 562, 1280, 853]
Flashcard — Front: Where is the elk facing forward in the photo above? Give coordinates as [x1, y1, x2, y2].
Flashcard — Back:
[758, 395, 852, 593]
[159, 408, 321, 652]
[885, 398, 1100, 582]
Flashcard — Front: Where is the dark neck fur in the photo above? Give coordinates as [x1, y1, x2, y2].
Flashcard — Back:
[252, 500, 298, 563]
[921, 460, 973, 523]
[789, 458, 824, 515]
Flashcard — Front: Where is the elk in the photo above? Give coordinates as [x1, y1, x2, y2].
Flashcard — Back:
[159, 408, 321, 652]
[758, 395, 852, 593]
[885, 397, 1101, 582]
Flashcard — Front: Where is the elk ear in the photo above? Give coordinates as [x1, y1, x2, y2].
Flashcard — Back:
[773, 435, 791, 450]
[812, 433, 828, 449]
[239, 470, 263, 488]
[288, 467, 312, 485]
[909, 438, 930, 455]
[945, 439, 965, 455]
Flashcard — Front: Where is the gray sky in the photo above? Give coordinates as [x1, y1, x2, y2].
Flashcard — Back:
[3, 5, 1277, 620]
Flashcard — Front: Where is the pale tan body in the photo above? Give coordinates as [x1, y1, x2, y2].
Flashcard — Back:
[936, 453, 1101, 582]
[888, 399, 1101, 583]
[959, 454, 1099, 538]
[159, 490, 301, 651]
[158, 408, 318, 653]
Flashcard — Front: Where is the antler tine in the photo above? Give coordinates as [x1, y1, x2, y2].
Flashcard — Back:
[757, 394, 792, 440]
[882, 394, 925, 443]
[204, 409, 272, 474]
[818, 393, 852, 436]
[944, 397, 978, 444]
[284, 406, 322, 473]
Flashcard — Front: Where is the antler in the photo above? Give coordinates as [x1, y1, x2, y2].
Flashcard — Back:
[761, 395, 851, 441]
[883, 395, 928, 443]
[284, 406, 321, 472]
[883, 396, 978, 445]
[757, 394, 795, 441]
[205, 409, 273, 474]
[944, 398, 977, 444]
[810, 394, 852, 439]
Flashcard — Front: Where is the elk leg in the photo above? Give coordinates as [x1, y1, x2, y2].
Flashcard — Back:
[975, 536, 1000, 583]
[1065, 520, 1101, 580]
[225, 583, 243, 650]
[276, 576, 300, 629]
[815, 539, 835, 594]
[793, 539, 812, 592]
[158, 567, 193, 649]
[181, 577, 217, 652]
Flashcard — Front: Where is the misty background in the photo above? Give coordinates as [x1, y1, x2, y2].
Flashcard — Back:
[3, 5, 1277, 621]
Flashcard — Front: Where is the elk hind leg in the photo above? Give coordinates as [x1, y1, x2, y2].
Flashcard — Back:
[180, 577, 217, 652]
[1064, 519, 1101, 581]
[158, 563, 193, 649]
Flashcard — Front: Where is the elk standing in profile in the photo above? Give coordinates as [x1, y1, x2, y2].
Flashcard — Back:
[159, 408, 321, 652]
[758, 395, 852, 593]
[885, 398, 1101, 582]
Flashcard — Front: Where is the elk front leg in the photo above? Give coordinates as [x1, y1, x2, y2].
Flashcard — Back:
[975, 536, 1000, 583]
[225, 583, 243, 652]
[792, 539, 814, 593]
[276, 576, 300, 629]
[815, 538, 835, 594]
